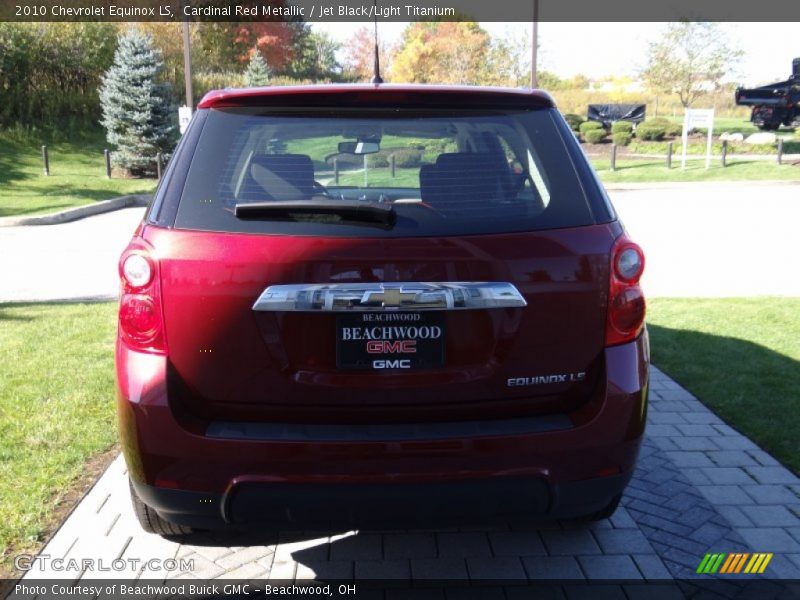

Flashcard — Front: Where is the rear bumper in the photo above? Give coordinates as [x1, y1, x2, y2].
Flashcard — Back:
[117, 331, 649, 527]
[131, 471, 633, 529]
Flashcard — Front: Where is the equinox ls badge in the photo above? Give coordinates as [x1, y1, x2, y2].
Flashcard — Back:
[508, 372, 586, 386]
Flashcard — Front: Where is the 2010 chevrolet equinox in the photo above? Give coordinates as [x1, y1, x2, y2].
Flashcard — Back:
[116, 84, 648, 535]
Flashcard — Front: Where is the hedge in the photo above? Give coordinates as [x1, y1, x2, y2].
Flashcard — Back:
[611, 121, 633, 134]
[635, 122, 667, 141]
[584, 129, 607, 144]
[612, 131, 632, 146]
[564, 113, 583, 132]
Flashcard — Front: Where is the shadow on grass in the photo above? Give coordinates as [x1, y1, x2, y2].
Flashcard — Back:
[0, 139, 28, 186]
[648, 323, 799, 474]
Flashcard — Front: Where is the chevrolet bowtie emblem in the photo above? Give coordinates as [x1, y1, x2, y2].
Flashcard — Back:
[361, 287, 419, 307]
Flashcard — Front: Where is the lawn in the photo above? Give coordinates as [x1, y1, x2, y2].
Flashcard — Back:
[593, 158, 800, 183]
[660, 116, 797, 137]
[0, 302, 118, 576]
[647, 298, 800, 474]
[0, 130, 156, 218]
[329, 167, 420, 188]
[330, 160, 800, 188]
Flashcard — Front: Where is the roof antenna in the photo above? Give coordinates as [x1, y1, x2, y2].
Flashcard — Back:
[370, 0, 383, 84]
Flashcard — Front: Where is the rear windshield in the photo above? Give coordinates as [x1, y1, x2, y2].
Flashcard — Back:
[174, 107, 595, 237]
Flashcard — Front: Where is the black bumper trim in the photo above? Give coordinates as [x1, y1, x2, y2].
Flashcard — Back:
[130, 471, 631, 530]
[205, 414, 573, 442]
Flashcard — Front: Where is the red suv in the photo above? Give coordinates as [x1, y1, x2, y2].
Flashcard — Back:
[117, 85, 648, 535]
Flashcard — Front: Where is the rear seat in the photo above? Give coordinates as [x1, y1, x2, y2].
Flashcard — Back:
[419, 152, 524, 217]
[241, 153, 316, 202]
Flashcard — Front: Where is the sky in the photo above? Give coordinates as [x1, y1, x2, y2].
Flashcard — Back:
[313, 22, 799, 85]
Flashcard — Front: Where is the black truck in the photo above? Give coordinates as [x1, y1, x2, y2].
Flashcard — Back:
[735, 58, 800, 130]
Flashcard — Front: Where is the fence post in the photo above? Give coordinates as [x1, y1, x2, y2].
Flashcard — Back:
[156, 153, 163, 180]
[333, 158, 339, 184]
[610, 144, 617, 171]
[390, 154, 396, 178]
[777, 139, 784, 165]
[41, 145, 49, 176]
[721, 140, 728, 168]
[104, 149, 112, 178]
[666, 142, 673, 169]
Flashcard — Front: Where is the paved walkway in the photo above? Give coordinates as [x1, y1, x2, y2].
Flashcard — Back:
[20, 367, 800, 586]
[2, 182, 800, 302]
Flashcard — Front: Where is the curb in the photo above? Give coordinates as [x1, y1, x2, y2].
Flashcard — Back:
[604, 179, 800, 191]
[0, 194, 151, 227]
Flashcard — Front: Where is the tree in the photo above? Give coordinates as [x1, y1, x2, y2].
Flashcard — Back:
[234, 22, 306, 76]
[285, 29, 343, 81]
[244, 48, 271, 87]
[641, 22, 742, 107]
[343, 26, 393, 82]
[485, 27, 531, 88]
[392, 22, 491, 85]
[0, 23, 117, 126]
[100, 29, 176, 177]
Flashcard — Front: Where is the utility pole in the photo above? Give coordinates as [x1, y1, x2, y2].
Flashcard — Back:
[182, 20, 193, 108]
[530, 0, 539, 88]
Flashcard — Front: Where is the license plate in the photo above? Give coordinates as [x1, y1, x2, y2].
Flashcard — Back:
[336, 312, 446, 370]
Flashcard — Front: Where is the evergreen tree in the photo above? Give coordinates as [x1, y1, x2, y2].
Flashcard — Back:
[244, 50, 271, 87]
[99, 29, 176, 176]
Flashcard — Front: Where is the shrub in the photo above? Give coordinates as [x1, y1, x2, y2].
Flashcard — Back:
[579, 120, 603, 135]
[584, 129, 607, 144]
[564, 113, 583, 132]
[611, 121, 633, 134]
[612, 131, 632, 146]
[392, 148, 423, 168]
[646, 117, 682, 137]
[635, 122, 667, 141]
[368, 152, 390, 168]
[192, 71, 246, 99]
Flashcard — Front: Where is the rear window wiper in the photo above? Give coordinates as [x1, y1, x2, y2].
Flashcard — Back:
[234, 200, 396, 228]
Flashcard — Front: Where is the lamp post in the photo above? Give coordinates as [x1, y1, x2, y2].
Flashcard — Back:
[530, 0, 539, 88]
[182, 20, 193, 108]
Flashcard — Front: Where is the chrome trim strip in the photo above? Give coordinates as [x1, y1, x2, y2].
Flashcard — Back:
[252, 282, 527, 312]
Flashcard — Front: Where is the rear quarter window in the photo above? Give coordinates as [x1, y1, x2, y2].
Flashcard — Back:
[172, 107, 597, 237]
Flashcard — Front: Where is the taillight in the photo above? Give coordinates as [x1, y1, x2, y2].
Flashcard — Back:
[605, 234, 646, 346]
[118, 238, 167, 354]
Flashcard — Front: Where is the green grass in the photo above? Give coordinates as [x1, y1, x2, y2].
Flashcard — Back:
[629, 139, 800, 156]
[331, 160, 800, 188]
[0, 302, 117, 572]
[0, 130, 156, 218]
[330, 167, 421, 188]
[659, 116, 797, 136]
[648, 298, 800, 474]
[594, 158, 800, 183]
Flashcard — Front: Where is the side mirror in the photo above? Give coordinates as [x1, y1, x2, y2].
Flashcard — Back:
[338, 141, 380, 155]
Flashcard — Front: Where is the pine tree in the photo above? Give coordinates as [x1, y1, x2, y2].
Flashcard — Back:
[99, 29, 176, 177]
[244, 49, 271, 87]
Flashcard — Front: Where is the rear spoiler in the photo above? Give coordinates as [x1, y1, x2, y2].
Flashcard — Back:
[198, 84, 555, 111]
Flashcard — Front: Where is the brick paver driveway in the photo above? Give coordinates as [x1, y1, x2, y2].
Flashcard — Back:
[20, 367, 800, 588]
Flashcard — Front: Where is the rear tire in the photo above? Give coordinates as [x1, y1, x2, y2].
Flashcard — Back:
[129, 479, 194, 536]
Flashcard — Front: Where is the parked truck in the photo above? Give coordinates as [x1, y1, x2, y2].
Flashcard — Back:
[735, 58, 800, 130]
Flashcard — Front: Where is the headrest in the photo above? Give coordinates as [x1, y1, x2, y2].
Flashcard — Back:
[248, 154, 315, 201]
